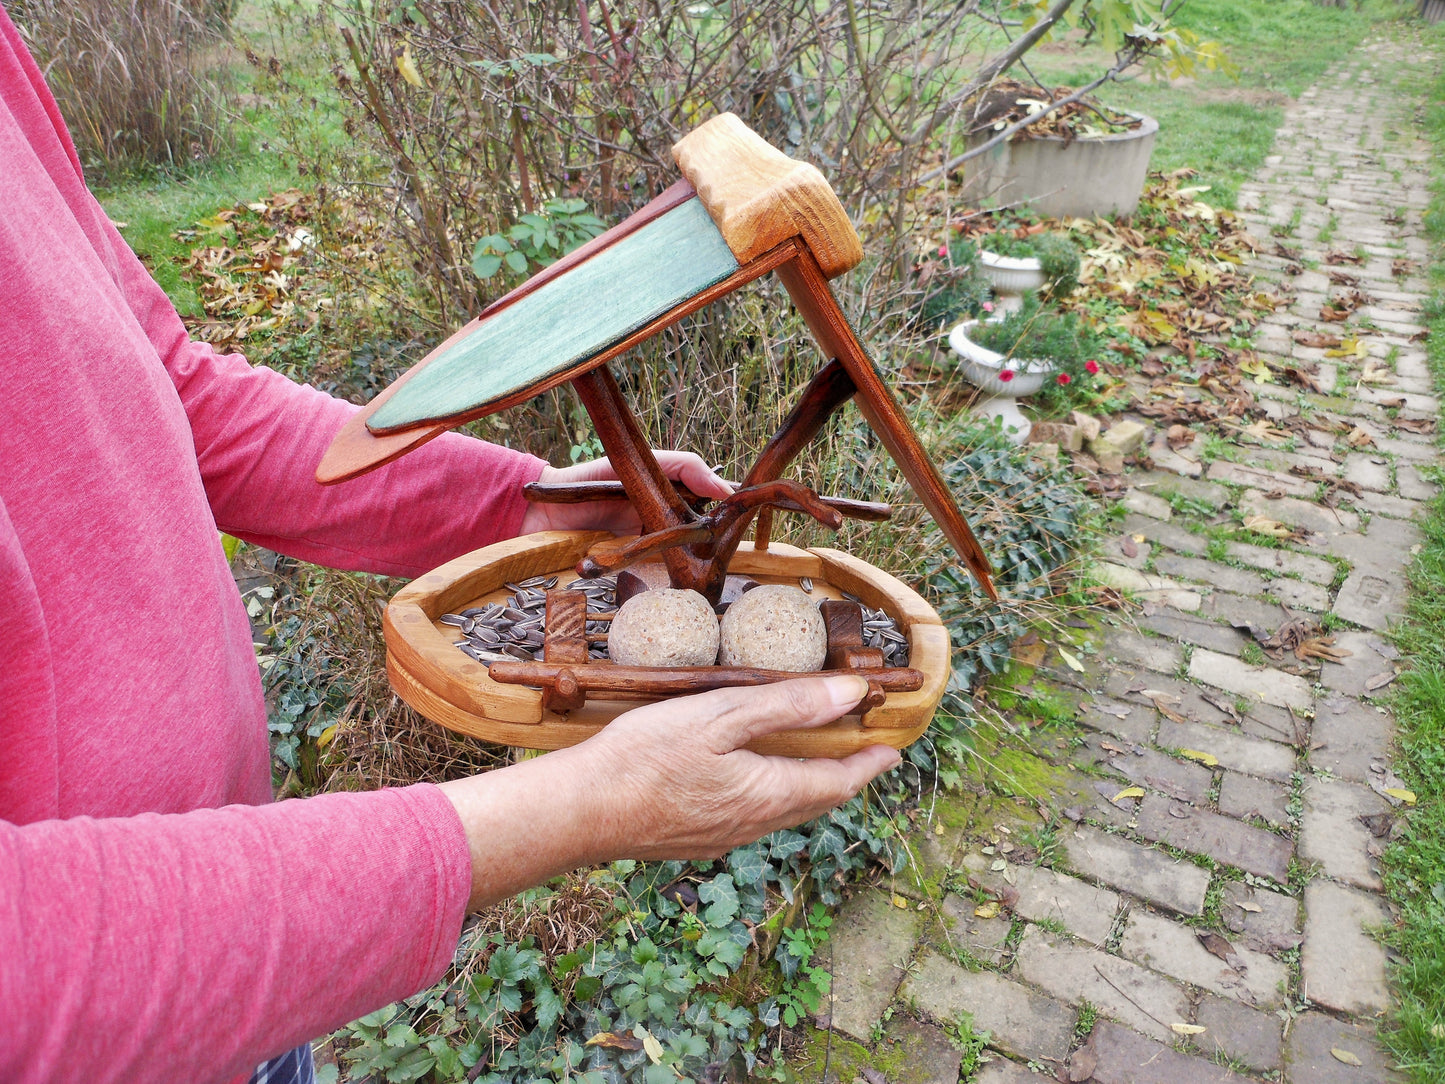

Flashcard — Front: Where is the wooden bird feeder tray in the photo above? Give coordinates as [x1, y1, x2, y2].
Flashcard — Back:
[319, 113, 998, 756]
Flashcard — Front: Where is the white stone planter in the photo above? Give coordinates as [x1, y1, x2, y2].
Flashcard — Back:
[947, 319, 1057, 443]
[966, 111, 1159, 219]
[977, 249, 1047, 297]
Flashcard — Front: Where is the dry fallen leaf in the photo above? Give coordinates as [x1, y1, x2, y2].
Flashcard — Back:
[1384, 788, 1417, 806]
[1166, 423, 1196, 450]
[1347, 426, 1376, 448]
[1067, 1041, 1099, 1082]
[1179, 749, 1220, 767]
[1293, 330, 1343, 349]
[1171, 1023, 1207, 1036]
[1243, 515, 1293, 538]
[1112, 786, 1146, 803]
[1197, 931, 1243, 969]
[1058, 647, 1086, 673]
[1365, 671, 1397, 692]
[974, 900, 1001, 920]
[1330, 1048, 1364, 1067]
[638, 1027, 664, 1065]
[586, 1032, 644, 1052]
[892, 894, 910, 909]
[1233, 900, 1263, 914]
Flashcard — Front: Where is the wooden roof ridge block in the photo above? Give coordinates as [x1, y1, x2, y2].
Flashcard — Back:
[673, 112, 863, 280]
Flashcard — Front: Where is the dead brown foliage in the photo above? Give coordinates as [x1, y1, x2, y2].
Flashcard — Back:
[12, 0, 232, 173]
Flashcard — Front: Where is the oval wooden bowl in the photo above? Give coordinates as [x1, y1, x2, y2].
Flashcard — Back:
[384, 531, 951, 757]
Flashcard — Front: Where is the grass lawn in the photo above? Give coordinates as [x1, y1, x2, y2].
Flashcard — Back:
[1382, 36, 1445, 1084]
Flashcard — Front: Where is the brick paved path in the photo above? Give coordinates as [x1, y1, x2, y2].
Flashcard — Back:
[805, 31, 1437, 1084]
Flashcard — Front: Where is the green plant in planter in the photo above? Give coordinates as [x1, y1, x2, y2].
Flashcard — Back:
[967, 294, 1104, 410]
[983, 231, 1082, 298]
[913, 237, 992, 329]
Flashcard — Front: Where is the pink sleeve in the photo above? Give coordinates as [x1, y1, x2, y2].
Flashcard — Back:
[0, 784, 471, 1084]
[118, 228, 548, 578]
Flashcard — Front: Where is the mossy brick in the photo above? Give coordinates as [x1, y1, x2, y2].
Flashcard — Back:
[1311, 695, 1393, 783]
[1284, 1013, 1403, 1083]
[1221, 541, 1337, 585]
[1118, 908, 1288, 1008]
[1006, 863, 1121, 946]
[1101, 628, 1182, 675]
[1301, 880, 1391, 1016]
[1090, 741, 1213, 804]
[876, 1015, 964, 1084]
[1217, 772, 1292, 831]
[1121, 488, 1173, 521]
[1155, 717, 1297, 782]
[1332, 567, 1409, 630]
[1299, 777, 1389, 891]
[1138, 611, 1249, 657]
[973, 1059, 1042, 1084]
[1100, 419, 1147, 455]
[822, 888, 920, 1041]
[1319, 630, 1399, 700]
[1239, 490, 1360, 536]
[935, 895, 1012, 967]
[1187, 648, 1313, 712]
[1220, 881, 1302, 957]
[1119, 512, 1210, 554]
[1154, 553, 1269, 596]
[1135, 794, 1293, 882]
[1340, 454, 1392, 493]
[1013, 929, 1190, 1042]
[1088, 1020, 1241, 1084]
[1062, 826, 1210, 916]
[1207, 460, 1318, 498]
[899, 951, 1074, 1065]
[1193, 993, 1284, 1074]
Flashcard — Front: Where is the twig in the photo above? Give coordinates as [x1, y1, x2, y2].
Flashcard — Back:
[1092, 963, 1178, 1033]
[905, 0, 1077, 149]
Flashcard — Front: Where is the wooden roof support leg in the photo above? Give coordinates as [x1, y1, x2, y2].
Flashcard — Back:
[570, 365, 715, 596]
[775, 249, 1000, 601]
[701, 355, 857, 579]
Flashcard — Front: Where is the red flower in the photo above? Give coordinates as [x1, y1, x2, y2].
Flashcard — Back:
[1056, 373, 1072, 386]
[998, 369, 1015, 383]
[938, 245, 949, 258]
[1084, 359, 1101, 375]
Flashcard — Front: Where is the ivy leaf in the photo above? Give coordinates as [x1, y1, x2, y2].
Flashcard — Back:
[728, 844, 768, 886]
[697, 874, 739, 926]
[809, 823, 847, 863]
[767, 829, 809, 861]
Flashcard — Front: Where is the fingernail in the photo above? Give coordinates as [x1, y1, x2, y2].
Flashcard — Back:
[826, 674, 870, 708]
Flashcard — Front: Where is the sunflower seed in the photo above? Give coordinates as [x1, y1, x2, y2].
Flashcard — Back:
[439, 613, 468, 628]
[799, 576, 814, 593]
[504, 644, 534, 661]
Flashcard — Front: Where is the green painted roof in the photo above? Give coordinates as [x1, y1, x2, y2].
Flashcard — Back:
[368, 199, 739, 431]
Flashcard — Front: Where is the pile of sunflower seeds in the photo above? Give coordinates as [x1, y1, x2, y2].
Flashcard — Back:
[853, 594, 911, 668]
[440, 575, 616, 665]
[440, 576, 907, 668]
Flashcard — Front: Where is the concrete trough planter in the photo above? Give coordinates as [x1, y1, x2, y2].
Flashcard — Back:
[966, 111, 1159, 219]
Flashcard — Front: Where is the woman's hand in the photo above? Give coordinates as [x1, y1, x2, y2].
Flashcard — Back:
[517, 451, 734, 535]
[436, 676, 899, 911]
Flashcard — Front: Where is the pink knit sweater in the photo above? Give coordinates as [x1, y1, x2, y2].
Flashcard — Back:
[0, 7, 548, 1080]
